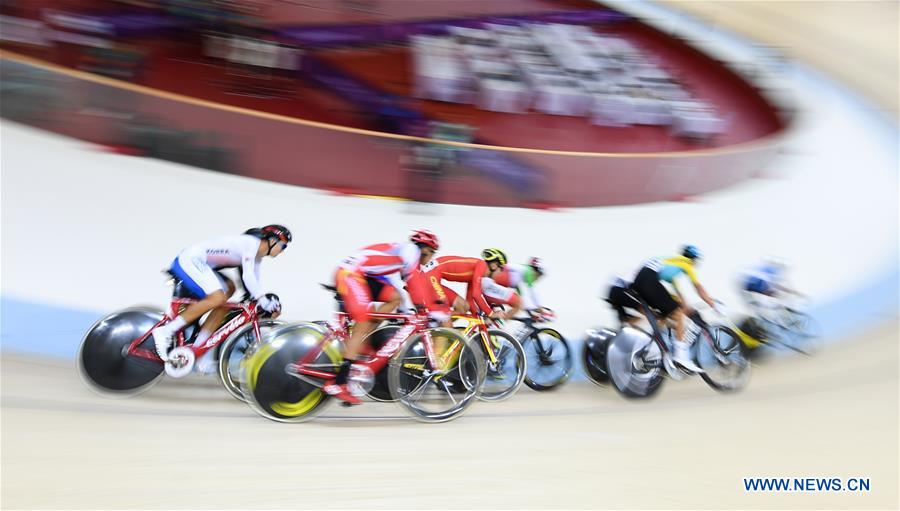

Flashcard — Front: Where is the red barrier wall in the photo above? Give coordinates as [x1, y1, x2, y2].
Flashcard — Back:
[1, 53, 783, 208]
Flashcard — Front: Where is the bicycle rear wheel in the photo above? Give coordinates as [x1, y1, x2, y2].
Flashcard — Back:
[605, 328, 665, 399]
[522, 328, 572, 390]
[241, 323, 336, 423]
[697, 325, 752, 392]
[388, 328, 485, 423]
[582, 328, 615, 387]
[217, 319, 284, 402]
[78, 307, 166, 397]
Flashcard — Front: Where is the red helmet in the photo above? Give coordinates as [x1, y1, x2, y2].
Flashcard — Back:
[260, 224, 292, 243]
[410, 229, 439, 250]
[528, 256, 545, 275]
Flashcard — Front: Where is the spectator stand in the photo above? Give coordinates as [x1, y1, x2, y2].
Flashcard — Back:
[411, 21, 730, 141]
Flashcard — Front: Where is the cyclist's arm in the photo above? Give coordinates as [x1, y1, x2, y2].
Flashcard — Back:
[503, 292, 523, 320]
[386, 271, 414, 311]
[241, 255, 264, 300]
[693, 281, 717, 309]
[681, 264, 716, 309]
[469, 263, 493, 316]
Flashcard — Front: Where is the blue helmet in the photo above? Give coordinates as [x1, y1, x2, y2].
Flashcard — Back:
[681, 244, 702, 260]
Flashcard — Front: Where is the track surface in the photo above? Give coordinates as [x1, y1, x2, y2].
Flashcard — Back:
[2, 322, 897, 509]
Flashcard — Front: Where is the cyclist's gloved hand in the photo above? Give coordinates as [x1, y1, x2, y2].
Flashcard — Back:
[256, 293, 282, 315]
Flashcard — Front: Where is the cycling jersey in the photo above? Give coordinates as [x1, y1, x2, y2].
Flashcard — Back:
[169, 234, 264, 299]
[653, 255, 699, 285]
[493, 264, 542, 310]
[634, 256, 696, 317]
[335, 241, 419, 321]
[408, 255, 492, 315]
[742, 263, 783, 295]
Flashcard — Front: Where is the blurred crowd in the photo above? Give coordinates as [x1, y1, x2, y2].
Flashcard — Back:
[413, 22, 727, 139]
[0, 0, 302, 81]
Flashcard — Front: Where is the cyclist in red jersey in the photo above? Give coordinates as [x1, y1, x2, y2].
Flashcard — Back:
[407, 255, 494, 323]
[324, 229, 439, 404]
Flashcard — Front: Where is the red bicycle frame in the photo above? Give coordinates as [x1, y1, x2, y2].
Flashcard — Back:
[291, 310, 443, 383]
[126, 298, 262, 364]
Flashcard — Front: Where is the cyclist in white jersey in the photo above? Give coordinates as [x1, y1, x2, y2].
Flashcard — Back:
[152, 225, 291, 363]
[491, 256, 550, 319]
[739, 257, 802, 325]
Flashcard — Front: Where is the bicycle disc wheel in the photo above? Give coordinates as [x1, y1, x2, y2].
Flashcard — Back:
[241, 323, 336, 423]
[78, 307, 166, 397]
[217, 319, 284, 402]
[522, 328, 572, 390]
[582, 343, 608, 387]
[697, 325, 752, 392]
[605, 328, 665, 399]
[388, 327, 485, 423]
[476, 329, 527, 401]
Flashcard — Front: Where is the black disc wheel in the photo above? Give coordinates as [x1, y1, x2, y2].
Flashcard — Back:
[78, 307, 166, 397]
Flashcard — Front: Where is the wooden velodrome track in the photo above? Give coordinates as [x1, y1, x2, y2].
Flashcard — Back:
[2, 324, 897, 509]
[2, 2, 898, 509]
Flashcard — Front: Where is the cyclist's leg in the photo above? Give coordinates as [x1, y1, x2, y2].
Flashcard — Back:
[155, 255, 229, 359]
[336, 269, 375, 361]
[451, 294, 468, 315]
[607, 284, 642, 328]
[372, 279, 401, 313]
[325, 270, 375, 404]
[195, 276, 237, 345]
[633, 266, 702, 368]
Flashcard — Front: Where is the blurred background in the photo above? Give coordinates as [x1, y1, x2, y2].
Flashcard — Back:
[1, 0, 897, 509]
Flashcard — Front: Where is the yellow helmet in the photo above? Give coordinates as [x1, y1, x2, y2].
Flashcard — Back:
[481, 248, 507, 266]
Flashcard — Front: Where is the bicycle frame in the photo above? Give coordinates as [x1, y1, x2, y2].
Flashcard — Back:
[290, 311, 443, 387]
[624, 290, 736, 370]
[750, 306, 814, 353]
[452, 314, 500, 365]
[509, 317, 541, 344]
[125, 297, 262, 364]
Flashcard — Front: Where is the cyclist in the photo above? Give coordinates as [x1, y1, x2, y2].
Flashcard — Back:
[631, 244, 718, 373]
[407, 254, 494, 324]
[480, 248, 523, 321]
[325, 229, 439, 405]
[152, 225, 290, 365]
[491, 256, 551, 320]
[740, 257, 802, 325]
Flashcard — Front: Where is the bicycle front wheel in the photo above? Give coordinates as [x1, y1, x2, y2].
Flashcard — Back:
[477, 329, 527, 401]
[388, 327, 485, 423]
[780, 310, 822, 355]
[522, 328, 572, 390]
[241, 323, 336, 423]
[697, 325, 752, 392]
